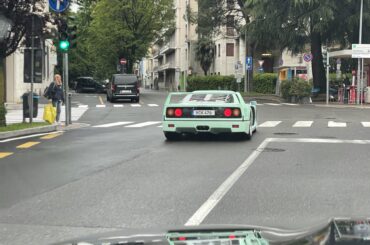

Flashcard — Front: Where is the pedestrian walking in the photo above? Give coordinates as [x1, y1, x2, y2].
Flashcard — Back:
[47, 74, 64, 123]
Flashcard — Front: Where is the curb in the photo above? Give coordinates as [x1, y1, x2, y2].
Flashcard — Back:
[0, 125, 57, 140]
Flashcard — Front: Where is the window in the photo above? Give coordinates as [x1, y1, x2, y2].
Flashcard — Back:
[218, 44, 221, 57]
[226, 43, 234, 57]
[226, 15, 235, 36]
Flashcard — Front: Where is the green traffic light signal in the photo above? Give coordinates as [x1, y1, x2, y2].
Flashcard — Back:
[59, 40, 70, 51]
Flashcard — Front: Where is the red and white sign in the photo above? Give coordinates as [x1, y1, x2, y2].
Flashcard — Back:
[120, 58, 127, 65]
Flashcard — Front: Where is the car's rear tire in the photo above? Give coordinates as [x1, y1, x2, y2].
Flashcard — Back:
[164, 132, 181, 141]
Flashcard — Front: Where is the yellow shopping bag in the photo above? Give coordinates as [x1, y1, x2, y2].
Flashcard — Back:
[43, 104, 56, 124]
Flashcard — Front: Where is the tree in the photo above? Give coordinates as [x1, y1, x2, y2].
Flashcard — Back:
[195, 37, 215, 75]
[0, 0, 49, 126]
[243, 0, 370, 90]
[84, 0, 175, 79]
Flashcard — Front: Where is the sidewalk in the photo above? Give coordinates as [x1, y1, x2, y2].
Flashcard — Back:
[313, 102, 370, 109]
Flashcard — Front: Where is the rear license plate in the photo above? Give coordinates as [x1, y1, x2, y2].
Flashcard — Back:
[193, 110, 215, 116]
[120, 90, 131, 94]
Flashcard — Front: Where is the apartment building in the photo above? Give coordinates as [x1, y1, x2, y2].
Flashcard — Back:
[5, 0, 57, 104]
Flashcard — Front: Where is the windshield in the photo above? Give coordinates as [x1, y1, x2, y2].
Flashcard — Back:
[170, 93, 235, 104]
[2, 0, 370, 244]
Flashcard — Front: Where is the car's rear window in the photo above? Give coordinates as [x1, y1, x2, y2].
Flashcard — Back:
[113, 75, 137, 84]
[170, 93, 235, 104]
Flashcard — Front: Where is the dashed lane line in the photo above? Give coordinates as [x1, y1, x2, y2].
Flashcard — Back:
[16, 142, 40, 149]
[0, 152, 13, 159]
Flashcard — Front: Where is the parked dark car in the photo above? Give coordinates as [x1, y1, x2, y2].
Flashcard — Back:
[74, 77, 107, 93]
[106, 74, 140, 102]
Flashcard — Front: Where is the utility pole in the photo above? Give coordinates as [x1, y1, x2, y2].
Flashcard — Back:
[29, 2, 35, 124]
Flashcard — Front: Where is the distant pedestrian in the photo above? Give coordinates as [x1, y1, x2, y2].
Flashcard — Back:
[47, 74, 64, 123]
[150, 83, 153, 90]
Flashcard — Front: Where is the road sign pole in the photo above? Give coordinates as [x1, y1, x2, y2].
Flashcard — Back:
[63, 52, 71, 126]
[357, 0, 363, 105]
[29, 13, 35, 123]
[326, 52, 330, 105]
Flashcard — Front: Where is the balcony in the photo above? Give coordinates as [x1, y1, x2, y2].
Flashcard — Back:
[160, 36, 176, 55]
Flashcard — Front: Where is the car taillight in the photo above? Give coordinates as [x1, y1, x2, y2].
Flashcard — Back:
[174, 108, 183, 117]
[166, 108, 175, 117]
[233, 108, 241, 117]
[223, 108, 232, 117]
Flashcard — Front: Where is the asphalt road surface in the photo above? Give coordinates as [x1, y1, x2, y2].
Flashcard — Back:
[1, 89, 370, 244]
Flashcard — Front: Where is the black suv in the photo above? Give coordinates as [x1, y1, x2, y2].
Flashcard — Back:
[74, 77, 107, 93]
[107, 74, 140, 102]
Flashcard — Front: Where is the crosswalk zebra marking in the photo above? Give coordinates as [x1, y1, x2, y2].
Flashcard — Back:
[125, 121, 161, 128]
[293, 121, 314, 128]
[113, 104, 124, 108]
[130, 104, 141, 107]
[78, 105, 88, 108]
[258, 121, 282, 127]
[148, 104, 159, 107]
[264, 103, 281, 106]
[96, 105, 106, 108]
[361, 122, 370, 127]
[328, 121, 347, 128]
[93, 122, 133, 128]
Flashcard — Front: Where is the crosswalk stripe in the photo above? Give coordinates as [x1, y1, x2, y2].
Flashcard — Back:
[264, 103, 281, 106]
[131, 104, 141, 107]
[0, 152, 13, 159]
[78, 105, 88, 108]
[17, 141, 40, 149]
[293, 121, 313, 128]
[361, 122, 370, 127]
[258, 121, 282, 127]
[93, 122, 133, 128]
[113, 104, 124, 108]
[148, 104, 159, 107]
[328, 121, 347, 128]
[125, 121, 161, 128]
[158, 125, 163, 128]
[96, 105, 106, 108]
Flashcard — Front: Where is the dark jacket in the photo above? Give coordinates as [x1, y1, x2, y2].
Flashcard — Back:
[48, 82, 64, 102]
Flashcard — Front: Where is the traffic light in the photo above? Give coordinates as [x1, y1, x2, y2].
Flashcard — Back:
[56, 17, 77, 52]
[57, 18, 70, 52]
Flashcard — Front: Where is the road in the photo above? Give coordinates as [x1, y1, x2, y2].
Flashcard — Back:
[1, 90, 370, 244]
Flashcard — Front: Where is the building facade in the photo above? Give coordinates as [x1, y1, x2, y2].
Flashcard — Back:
[5, 0, 57, 104]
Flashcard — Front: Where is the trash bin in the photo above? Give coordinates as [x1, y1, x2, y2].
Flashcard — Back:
[22, 92, 39, 118]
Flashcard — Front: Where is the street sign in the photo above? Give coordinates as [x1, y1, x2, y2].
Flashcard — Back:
[49, 0, 69, 13]
[258, 60, 264, 67]
[120, 58, 127, 65]
[352, 44, 370, 58]
[303, 53, 313, 62]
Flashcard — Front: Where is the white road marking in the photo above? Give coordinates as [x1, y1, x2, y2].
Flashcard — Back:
[270, 138, 370, 144]
[361, 122, 370, 127]
[258, 121, 282, 127]
[148, 104, 159, 107]
[0, 131, 64, 143]
[125, 121, 161, 128]
[328, 121, 347, 128]
[78, 105, 88, 108]
[113, 104, 124, 108]
[185, 138, 271, 226]
[96, 104, 106, 108]
[264, 103, 281, 106]
[282, 103, 298, 106]
[157, 125, 163, 128]
[131, 104, 141, 107]
[93, 122, 133, 128]
[292, 121, 313, 128]
[185, 137, 370, 226]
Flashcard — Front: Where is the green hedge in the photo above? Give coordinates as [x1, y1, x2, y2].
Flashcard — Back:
[187, 75, 243, 92]
[187, 73, 277, 93]
[281, 78, 312, 99]
[253, 73, 277, 94]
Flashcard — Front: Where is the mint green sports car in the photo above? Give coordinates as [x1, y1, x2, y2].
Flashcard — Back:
[162, 90, 257, 140]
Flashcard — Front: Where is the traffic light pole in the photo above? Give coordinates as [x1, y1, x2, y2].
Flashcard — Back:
[63, 52, 71, 126]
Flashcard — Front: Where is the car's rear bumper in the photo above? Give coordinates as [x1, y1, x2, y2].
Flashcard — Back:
[162, 120, 250, 134]
[113, 93, 139, 98]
